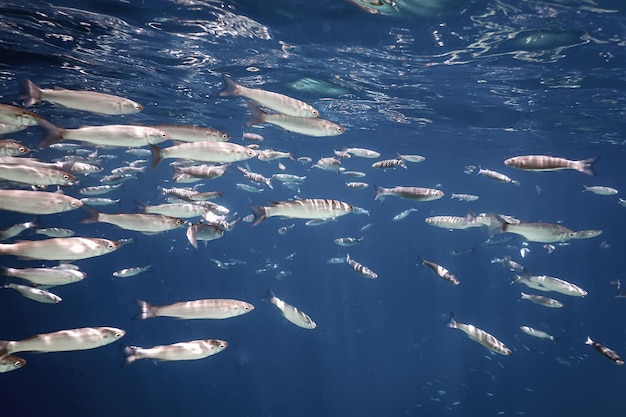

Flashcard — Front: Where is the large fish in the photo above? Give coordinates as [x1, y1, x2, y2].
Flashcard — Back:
[0, 327, 125, 357]
[20, 79, 143, 115]
[264, 288, 316, 329]
[0, 237, 119, 261]
[250, 198, 353, 226]
[504, 155, 596, 176]
[124, 339, 228, 364]
[220, 74, 319, 118]
[448, 313, 511, 355]
[81, 207, 185, 234]
[150, 142, 256, 167]
[501, 220, 577, 243]
[0, 190, 82, 214]
[1, 265, 86, 286]
[0, 162, 74, 186]
[247, 103, 344, 137]
[137, 299, 254, 320]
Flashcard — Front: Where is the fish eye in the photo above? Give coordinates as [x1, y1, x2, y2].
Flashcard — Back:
[14, 360, 23, 367]
[63, 174, 70, 180]
[115, 331, 123, 338]
[336, 126, 345, 133]
[312, 109, 320, 116]
[18, 147, 27, 153]
[222, 133, 230, 139]
[70, 201, 78, 207]
[107, 243, 116, 249]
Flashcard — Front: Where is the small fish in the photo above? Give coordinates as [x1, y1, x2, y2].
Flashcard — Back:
[582, 185, 618, 195]
[371, 158, 406, 170]
[392, 208, 418, 221]
[1, 265, 86, 286]
[186, 223, 225, 248]
[397, 154, 425, 163]
[79, 198, 120, 206]
[243, 132, 264, 142]
[343, 147, 380, 158]
[113, 265, 151, 278]
[419, 258, 459, 285]
[82, 207, 185, 234]
[247, 103, 344, 137]
[3, 283, 62, 303]
[450, 193, 479, 202]
[150, 142, 256, 167]
[152, 124, 230, 142]
[264, 288, 316, 329]
[137, 299, 254, 320]
[520, 326, 557, 342]
[334, 237, 363, 247]
[448, 313, 511, 355]
[586, 337, 624, 365]
[251, 199, 353, 226]
[124, 339, 228, 364]
[478, 167, 521, 186]
[346, 181, 369, 189]
[277, 224, 296, 235]
[345, 253, 378, 279]
[520, 292, 563, 308]
[79, 184, 122, 196]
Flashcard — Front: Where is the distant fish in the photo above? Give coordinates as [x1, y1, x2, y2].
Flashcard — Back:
[419, 258, 459, 285]
[477, 167, 521, 186]
[585, 336, 624, 365]
[504, 155, 596, 176]
[113, 265, 151, 278]
[264, 288, 316, 329]
[447, 313, 511, 355]
[582, 185, 618, 195]
[520, 326, 557, 342]
[371, 158, 406, 170]
[450, 193, 479, 202]
[220, 74, 319, 118]
[345, 253, 378, 279]
[343, 147, 380, 158]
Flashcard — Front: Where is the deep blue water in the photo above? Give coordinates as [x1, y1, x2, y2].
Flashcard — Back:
[1, 0, 626, 416]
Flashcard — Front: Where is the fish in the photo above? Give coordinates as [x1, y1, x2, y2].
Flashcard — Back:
[397, 154, 426, 163]
[343, 147, 380, 158]
[81, 207, 185, 234]
[124, 339, 228, 364]
[0, 355, 26, 373]
[520, 326, 557, 342]
[371, 158, 406, 170]
[20, 79, 143, 115]
[570, 229, 603, 239]
[0, 162, 75, 186]
[498, 217, 578, 243]
[251, 199, 353, 226]
[391, 208, 418, 221]
[173, 164, 228, 180]
[345, 253, 378, 279]
[247, 103, 344, 137]
[424, 214, 483, 230]
[334, 237, 363, 247]
[450, 193, 479, 202]
[243, 132, 264, 141]
[113, 266, 151, 278]
[3, 283, 62, 304]
[490, 256, 526, 273]
[520, 292, 564, 308]
[137, 299, 254, 320]
[237, 166, 273, 189]
[346, 181, 369, 189]
[79, 184, 122, 196]
[586, 337, 624, 365]
[38, 119, 169, 148]
[477, 167, 521, 186]
[0, 237, 119, 261]
[0, 139, 30, 156]
[447, 313, 511, 355]
[220, 74, 319, 118]
[152, 124, 230, 142]
[374, 186, 444, 202]
[257, 149, 295, 161]
[35, 227, 75, 238]
[277, 224, 296, 235]
[313, 157, 342, 171]
[186, 223, 225, 248]
[0, 219, 39, 241]
[582, 185, 618, 195]
[0, 327, 125, 356]
[1, 265, 86, 286]
[0, 103, 45, 127]
[0, 189, 82, 215]
[525, 275, 587, 297]
[264, 288, 316, 329]
[140, 202, 206, 219]
[504, 155, 596, 176]
[150, 142, 256, 167]
[419, 258, 460, 285]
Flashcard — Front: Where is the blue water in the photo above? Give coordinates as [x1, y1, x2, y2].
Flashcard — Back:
[1, 0, 626, 416]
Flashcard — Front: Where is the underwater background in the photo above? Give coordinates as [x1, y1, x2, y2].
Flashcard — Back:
[1, 0, 626, 416]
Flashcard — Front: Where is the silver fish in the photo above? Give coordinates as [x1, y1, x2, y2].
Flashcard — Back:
[112, 265, 151, 278]
[137, 299, 254, 320]
[81, 207, 185, 234]
[0, 139, 30, 156]
[448, 314, 511, 355]
[504, 155, 596, 176]
[264, 288, 316, 329]
[124, 339, 228, 364]
[251, 199, 353, 226]
[0, 190, 82, 215]
[0, 237, 119, 261]
[247, 103, 344, 137]
[478, 167, 521, 186]
[0, 103, 44, 127]
[152, 124, 230, 142]
[374, 186, 444, 202]
[150, 142, 256, 167]
[186, 223, 225, 248]
[3, 283, 62, 304]
[0, 219, 38, 241]
[0, 163, 75, 186]
[0, 355, 26, 373]
[1, 265, 86, 286]
[520, 326, 557, 342]
[520, 292, 564, 308]
[345, 253, 378, 279]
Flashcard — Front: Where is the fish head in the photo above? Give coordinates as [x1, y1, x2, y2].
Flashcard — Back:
[0, 355, 26, 370]
[102, 327, 126, 341]
[244, 148, 257, 159]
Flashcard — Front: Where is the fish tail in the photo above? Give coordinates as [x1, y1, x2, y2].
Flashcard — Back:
[585, 336, 594, 346]
[135, 300, 157, 319]
[246, 102, 266, 127]
[80, 206, 101, 224]
[374, 186, 386, 202]
[262, 287, 276, 302]
[37, 118, 64, 149]
[579, 157, 598, 176]
[250, 205, 268, 226]
[19, 79, 42, 107]
[288, 151, 296, 161]
[447, 313, 458, 329]
[124, 346, 140, 365]
[512, 180, 522, 186]
[185, 225, 198, 249]
[345, 253, 351, 263]
[218, 74, 239, 97]
[149, 144, 163, 168]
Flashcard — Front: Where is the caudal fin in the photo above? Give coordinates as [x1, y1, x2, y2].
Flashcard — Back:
[149, 144, 163, 168]
[250, 205, 268, 226]
[578, 157, 598, 176]
[262, 288, 276, 303]
[447, 313, 458, 329]
[19, 79, 42, 107]
[37, 118, 64, 149]
[186, 224, 198, 249]
[80, 206, 101, 224]
[246, 102, 267, 127]
[374, 186, 386, 202]
[124, 346, 139, 365]
[135, 300, 158, 320]
[218, 74, 240, 97]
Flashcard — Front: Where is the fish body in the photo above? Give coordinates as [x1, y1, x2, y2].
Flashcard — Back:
[251, 199, 353, 226]
[397, 154, 425, 163]
[0, 163, 74, 186]
[113, 266, 151, 278]
[420, 258, 459, 285]
[35, 228, 75, 238]
[375, 186, 444, 202]
[21, 80, 142, 115]
[186, 223, 225, 248]
[501, 221, 576, 243]
[448, 314, 511, 355]
[343, 147, 380, 158]
[478, 167, 521, 186]
[424, 213, 482, 230]
[527, 275, 587, 297]
[220, 74, 319, 118]
[3, 283, 62, 303]
[451, 193, 479, 202]
[334, 237, 363, 247]
[0, 237, 119, 261]
[137, 299, 254, 320]
[346, 181, 369, 189]
[0, 219, 38, 241]
[582, 185, 618, 195]
[150, 142, 256, 167]
[257, 149, 295, 161]
[345, 253, 378, 279]
[174, 164, 227, 180]
[520, 292, 564, 308]
[79, 184, 122, 196]
[153, 124, 230, 142]
[371, 158, 406, 170]
[141, 203, 206, 219]
[0, 190, 82, 214]
[264, 289, 316, 329]
[586, 337, 624, 365]
[247, 103, 344, 137]
[124, 339, 228, 364]
[504, 155, 596, 176]
[0, 327, 125, 356]
[82, 207, 184, 233]
[520, 326, 556, 342]
[1, 265, 86, 286]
